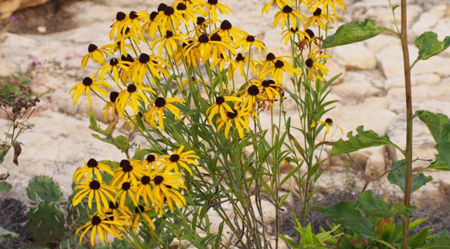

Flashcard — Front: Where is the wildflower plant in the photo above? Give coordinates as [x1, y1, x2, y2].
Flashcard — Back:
[69, 0, 450, 248]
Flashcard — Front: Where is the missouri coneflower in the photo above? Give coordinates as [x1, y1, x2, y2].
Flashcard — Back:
[305, 46, 331, 81]
[103, 91, 119, 122]
[210, 53, 238, 72]
[72, 179, 115, 211]
[212, 20, 247, 40]
[120, 11, 147, 38]
[235, 35, 266, 53]
[144, 97, 184, 130]
[109, 11, 127, 39]
[142, 11, 160, 39]
[134, 174, 155, 206]
[132, 205, 156, 232]
[228, 53, 261, 79]
[115, 181, 138, 207]
[202, 0, 232, 24]
[116, 84, 155, 117]
[262, 0, 288, 14]
[152, 30, 187, 57]
[308, 0, 347, 14]
[130, 53, 170, 85]
[306, 7, 340, 30]
[273, 5, 306, 30]
[76, 212, 126, 246]
[154, 5, 183, 32]
[160, 146, 199, 174]
[240, 83, 264, 111]
[311, 118, 343, 134]
[150, 170, 187, 214]
[104, 201, 132, 218]
[206, 95, 242, 124]
[209, 33, 236, 60]
[70, 76, 111, 105]
[260, 79, 284, 100]
[111, 159, 146, 187]
[216, 107, 251, 139]
[281, 26, 309, 45]
[114, 26, 141, 57]
[73, 158, 114, 183]
[81, 44, 106, 72]
[260, 58, 301, 84]
[260, 52, 290, 73]
[97, 57, 132, 85]
[175, 39, 201, 67]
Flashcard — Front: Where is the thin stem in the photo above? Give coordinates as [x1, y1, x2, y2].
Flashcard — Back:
[400, 0, 413, 248]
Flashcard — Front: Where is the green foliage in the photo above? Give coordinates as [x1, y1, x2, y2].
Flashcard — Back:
[88, 109, 130, 153]
[357, 190, 414, 217]
[330, 126, 398, 157]
[279, 223, 338, 248]
[388, 160, 433, 193]
[416, 110, 450, 170]
[27, 176, 62, 203]
[414, 32, 450, 61]
[26, 203, 65, 245]
[0, 180, 11, 193]
[418, 237, 450, 248]
[0, 226, 18, 243]
[322, 19, 389, 48]
[0, 70, 32, 104]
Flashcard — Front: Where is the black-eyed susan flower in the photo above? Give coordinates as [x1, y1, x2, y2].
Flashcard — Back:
[281, 26, 309, 45]
[206, 95, 242, 124]
[195, 16, 208, 35]
[311, 118, 343, 134]
[240, 83, 264, 111]
[235, 35, 266, 53]
[130, 53, 170, 85]
[212, 20, 247, 40]
[152, 30, 187, 57]
[209, 33, 236, 60]
[114, 27, 141, 57]
[216, 107, 251, 139]
[260, 58, 301, 84]
[262, 0, 288, 14]
[73, 158, 114, 183]
[72, 179, 115, 211]
[81, 44, 106, 72]
[174, 2, 203, 24]
[260, 79, 284, 100]
[141, 11, 160, 40]
[115, 181, 138, 207]
[70, 76, 111, 105]
[202, 0, 232, 24]
[161, 146, 199, 174]
[120, 11, 147, 38]
[150, 170, 187, 214]
[134, 174, 155, 206]
[273, 5, 305, 30]
[144, 153, 160, 171]
[176, 39, 201, 67]
[306, 7, 340, 30]
[76, 212, 126, 246]
[154, 5, 182, 32]
[309, 0, 347, 14]
[144, 97, 184, 130]
[109, 11, 127, 39]
[305, 46, 331, 81]
[210, 53, 238, 72]
[104, 201, 132, 218]
[228, 53, 261, 79]
[116, 84, 155, 117]
[184, 34, 212, 60]
[97, 58, 132, 85]
[111, 159, 146, 187]
[132, 205, 156, 232]
[103, 91, 119, 122]
[260, 52, 290, 73]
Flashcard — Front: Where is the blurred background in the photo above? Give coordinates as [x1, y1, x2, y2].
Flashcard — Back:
[0, 0, 449, 241]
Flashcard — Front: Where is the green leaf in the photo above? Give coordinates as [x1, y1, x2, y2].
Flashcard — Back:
[416, 110, 450, 170]
[357, 190, 412, 217]
[314, 201, 376, 238]
[391, 4, 399, 11]
[330, 126, 396, 157]
[417, 237, 450, 249]
[322, 19, 389, 48]
[279, 234, 299, 248]
[88, 108, 108, 136]
[414, 32, 450, 61]
[388, 160, 433, 193]
[27, 176, 62, 203]
[0, 181, 12, 194]
[115, 135, 129, 153]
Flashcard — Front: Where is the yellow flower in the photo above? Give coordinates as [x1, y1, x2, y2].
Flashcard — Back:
[305, 46, 331, 81]
[308, 0, 347, 14]
[130, 53, 170, 85]
[216, 107, 251, 139]
[96, 58, 132, 85]
[202, 0, 232, 24]
[141, 11, 159, 40]
[161, 146, 199, 174]
[209, 33, 237, 60]
[306, 7, 340, 30]
[76, 212, 127, 246]
[115, 181, 138, 207]
[73, 158, 114, 183]
[70, 76, 111, 105]
[114, 27, 141, 57]
[311, 118, 343, 134]
[262, 0, 288, 14]
[281, 26, 309, 45]
[116, 84, 155, 117]
[195, 16, 208, 35]
[228, 53, 261, 79]
[135, 174, 155, 206]
[240, 82, 264, 111]
[72, 179, 115, 211]
[260, 58, 301, 84]
[152, 30, 187, 57]
[210, 53, 238, 72]
[154, 5, 184, 32]
[212, 20, 247, 40]
[104, 201, 132, 218]
[150, 169, 187, 214]
[132, 205, 156, 232]
[144, 153, 160, 171]
[234, 35, 266, 53]
[273, 5, 306, 30]
[206, 96, 242, 124]
[175, 39, 201, 67]
[109, 11, 127, 39]
[259, 79, 284, 101]
[81, 44, 106, 72]
[111, 159, 146, 187]
[103, 91, 119, 122]
[119, 11, 148, 38]
[144, 97, 184, 130]
[260, 52, 290, 72]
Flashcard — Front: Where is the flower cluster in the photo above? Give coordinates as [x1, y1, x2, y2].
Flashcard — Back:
[72, 147, 198, 246]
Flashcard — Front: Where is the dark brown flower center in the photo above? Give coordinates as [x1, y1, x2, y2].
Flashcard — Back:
[164, 6, 175, 16]
[246, 35, 255, 42]
[305, 29, 315, 39]
[305, 58, 314, 68]
[127, 84, 137, 93]
[116, 12, 126, 21]
[89, 180, 101, 190]
[208, 0, 218, 5]
[275, 60, 284, 68]
[110, 58, 119, 66]
[82, 77, 93, 86]
[155, 97, 166, 108]
[154, 175, 164, 185]
[141, 176, 151, 185]
[282, 5, 293, 13]
[236, 53, 245, 62]
[166, 30, 174, 38]
[262, 80, 274, 87]
[129, 11, 138, 19]
[215, 96, 225, 105]
[109, 201, 118, 209]
[135, 205, 145, 213]
[227, 109, 238, 119]
[199, 34, 209, 43]
[176, 3, 187, 10]
[121, 54, 134, 63]
[170, 154, 180, 162]
[266, 53, 275, 61]
[121, 182, 131, 191]
[158, 3, 167, 12]
[146, 154, 156, 162]
[248, 85, 260, 96]
[110, 91, 119, 102]
[325, 118, 333, 124]
[220, 20, 232, 30]
[290, 27, 299, 32]
[139, 53, 150, 63]
[88, 44, 98, 53]
[197, 17, 205, 25]
[313, 8, 322, 16]
[91, 215, 102, 225]
[120, 159, 133, 172]
[210, 33, 222, 42]
[150, 11, 158, 21]
[87, 158, 98, 168]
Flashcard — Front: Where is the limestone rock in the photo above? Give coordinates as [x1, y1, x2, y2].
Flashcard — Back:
[0, 0, 49, 19]
[333, 44, 377, 70]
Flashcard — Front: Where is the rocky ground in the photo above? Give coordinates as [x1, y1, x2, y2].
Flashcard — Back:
[0, 0, 450, 245]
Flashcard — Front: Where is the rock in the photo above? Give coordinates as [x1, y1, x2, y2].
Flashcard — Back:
[411, 4, 448, 38]
[333, 79, 381, 103]
[363, 97, 388, 110]
[327, 59, 346, 84]
[365, 34, 400, 54]
[384, 73, 441, 90]
[333, 44, 377, 70]
[365, 147, 387, 176]
[0, 0, 49, 19]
